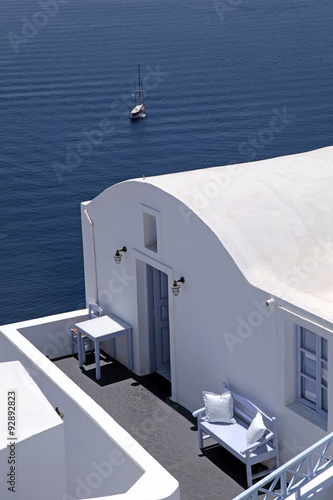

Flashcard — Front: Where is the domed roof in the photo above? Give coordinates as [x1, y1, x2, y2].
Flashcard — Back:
[143, 146, 333, 321]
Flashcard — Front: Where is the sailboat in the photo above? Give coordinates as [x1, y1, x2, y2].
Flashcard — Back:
[130, 64, 146, 119]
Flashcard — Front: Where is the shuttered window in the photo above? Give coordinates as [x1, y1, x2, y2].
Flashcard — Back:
[295, 325, 328, 419]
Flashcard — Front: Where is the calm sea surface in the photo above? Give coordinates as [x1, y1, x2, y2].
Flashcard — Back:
[1, 0, 332, 324]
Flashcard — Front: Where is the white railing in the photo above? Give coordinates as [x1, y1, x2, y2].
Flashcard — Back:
[233, 432, 333, 500]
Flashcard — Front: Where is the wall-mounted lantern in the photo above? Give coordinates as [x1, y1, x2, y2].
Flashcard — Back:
[113, 246, 127, 264]
[171, 277, 185, 296]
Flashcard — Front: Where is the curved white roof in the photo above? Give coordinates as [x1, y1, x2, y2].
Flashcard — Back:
[139, 146, 333, 322]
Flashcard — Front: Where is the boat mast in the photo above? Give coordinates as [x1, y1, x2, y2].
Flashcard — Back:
[142, 70, 144, 103]
[138, 64, 141, 104]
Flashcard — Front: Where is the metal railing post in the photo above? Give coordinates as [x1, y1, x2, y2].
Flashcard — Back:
[307, 453, 314, 480]
[280, 470, 287, 497]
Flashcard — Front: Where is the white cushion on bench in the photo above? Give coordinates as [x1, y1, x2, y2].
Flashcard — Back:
[246, 412, 266, 446]
[202, 391, 236, 424]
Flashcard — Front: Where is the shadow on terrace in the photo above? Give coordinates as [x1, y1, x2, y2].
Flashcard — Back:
[1, 309, 256, 500]
[54, 352, 251, 500]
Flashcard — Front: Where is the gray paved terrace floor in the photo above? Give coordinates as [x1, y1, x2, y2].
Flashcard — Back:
[53, 352, 253, 500]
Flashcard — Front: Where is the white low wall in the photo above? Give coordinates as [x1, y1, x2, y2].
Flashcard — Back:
[0, 361, 66, 500]
[16, 309, 115, 362]
[0, 313, 180, 500]
[15, 309, 89, 359]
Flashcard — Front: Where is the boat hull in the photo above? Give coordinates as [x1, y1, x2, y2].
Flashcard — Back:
[130, 103, 146, 119]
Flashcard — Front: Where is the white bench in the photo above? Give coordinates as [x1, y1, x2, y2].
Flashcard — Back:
[192, 382, 279, 487]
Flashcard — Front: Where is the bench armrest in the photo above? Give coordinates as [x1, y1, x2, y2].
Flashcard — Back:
[192, 407, 205, 419]
[240, 431, 275, 455]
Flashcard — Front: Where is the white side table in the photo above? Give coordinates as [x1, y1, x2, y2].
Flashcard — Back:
[75, 314, 133, 380]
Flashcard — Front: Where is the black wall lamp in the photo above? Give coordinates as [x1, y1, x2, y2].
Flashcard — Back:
[171, 277, 185, 296]
[113, 246, 127, 264]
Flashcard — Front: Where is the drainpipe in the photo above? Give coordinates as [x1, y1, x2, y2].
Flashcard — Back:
[84, 209, 99, 304]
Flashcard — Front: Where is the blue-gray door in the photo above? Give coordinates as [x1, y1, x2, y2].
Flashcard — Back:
[147, 265, 170, 380]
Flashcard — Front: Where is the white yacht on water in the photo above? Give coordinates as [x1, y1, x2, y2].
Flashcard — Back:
[130, 64, 146, 119]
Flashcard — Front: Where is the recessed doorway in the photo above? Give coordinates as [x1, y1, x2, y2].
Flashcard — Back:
[147, 265, 171, 381]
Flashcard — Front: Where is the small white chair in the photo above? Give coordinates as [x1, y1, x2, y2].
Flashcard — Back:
[71, 302, 103, 360]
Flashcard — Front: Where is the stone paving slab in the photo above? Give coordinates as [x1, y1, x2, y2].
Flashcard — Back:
[53, 354, 246, 500]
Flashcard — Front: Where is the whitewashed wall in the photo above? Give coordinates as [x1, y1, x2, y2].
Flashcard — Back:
[82, 179, 333, 465]
[0, 325, 180, 500]
[16, 309, 88, 359]
[0, 361, 66, 500]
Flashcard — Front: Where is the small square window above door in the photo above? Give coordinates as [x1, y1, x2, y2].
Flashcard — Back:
[140, 204, 161, 258]
[143, 212, 157, 252]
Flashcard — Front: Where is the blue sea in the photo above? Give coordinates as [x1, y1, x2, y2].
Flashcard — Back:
[1, 0, 332, 325]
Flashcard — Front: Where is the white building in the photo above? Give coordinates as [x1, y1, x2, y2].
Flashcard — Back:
[1, 145, 333, 499]
[81, 145, 333, 457]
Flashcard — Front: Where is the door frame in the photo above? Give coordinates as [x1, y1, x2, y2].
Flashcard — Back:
[133, 249, 177, 400]
[146, 265, 170, 376]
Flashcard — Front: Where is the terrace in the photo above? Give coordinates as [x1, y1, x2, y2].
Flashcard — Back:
[53, 355, 246, 500]
[0, 309, 245, 500]
[2, 308, 333, 499]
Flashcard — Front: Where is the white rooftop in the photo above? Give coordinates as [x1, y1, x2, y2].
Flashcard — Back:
[0, 361, 63, 443]
[130, 146, 333, 322]
[0, 361, 66, 500]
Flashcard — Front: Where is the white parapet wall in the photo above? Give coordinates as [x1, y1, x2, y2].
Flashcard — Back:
[0, 312, 180, 500]
[15, 308, 89, 359]
[0, 361, 66, 500]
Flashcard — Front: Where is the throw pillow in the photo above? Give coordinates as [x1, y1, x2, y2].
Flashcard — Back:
[246, 412, 266, 446]
[202, 391, 236, 424]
